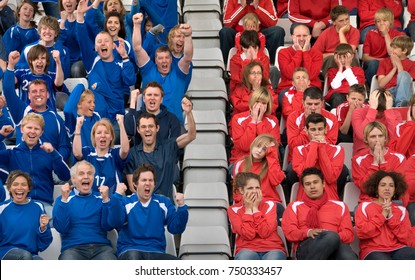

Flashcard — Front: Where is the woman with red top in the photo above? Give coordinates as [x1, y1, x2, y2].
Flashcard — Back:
[229, 30, 270, 93]
[233, 134, 285, 220]
[229, 87, 281, 167]
[230, 61, 277, 117]
[355, 170, 415, 260]
[352, 121, 406, 204]
[228, 172, 287, 260]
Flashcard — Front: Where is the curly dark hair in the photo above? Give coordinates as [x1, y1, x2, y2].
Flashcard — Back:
[363, 170, 407, 199]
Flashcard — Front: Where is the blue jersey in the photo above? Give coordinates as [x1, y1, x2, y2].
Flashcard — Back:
[124, 104, 181, 146]
[17, 40, 71, 79]
[108, 192, 188, 256]
[0, 180, 5, 203]
[140, 59, 189, 123]
[53, 189, 114, 252]
[0, 108, 14, 151]
[58, 19, 82, 64]
[80, 147, 129, 195]
[14, 68, 60, 111]
[3, 70, 72, 161]
[125, 138, 180, 200]
[0, 198, 52, 259]
[3, 24, 40, 57]
[76, 21, 136, 122]
[0, 142, 70, 204]
[63, 83, 101, 147]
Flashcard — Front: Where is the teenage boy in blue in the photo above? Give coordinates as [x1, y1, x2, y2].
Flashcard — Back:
[12, 46, 64, 112]
[3, 55, 71, 162]
[76, 0, 136, 142]
[132, 12, 193, 124]
[0, 113, 70, 216]
[125, 82, 181, 146]
[109, 164, 188, 260]
[0, 170, 52, 260]
[125, 97, 196, 199]
[53, 160, 117, 260]
[16, 15, 71, 79]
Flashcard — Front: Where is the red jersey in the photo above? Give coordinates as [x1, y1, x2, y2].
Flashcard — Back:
[276, 46, 323, 93]
[358, 0, 403, 30]
[355, 201, 413, 259]
[389, 120, 415, 158]
[351, 107, 402, 155]
[276, 0, 288, 18]
[286, 109, 338, 162]
[228, 200, 287, 256]
[363, 28, 406, 59]
[229, 50, 271, 93]
[326, 66, 365, 101]
[281, 87, 304, 121]
[377, 57, 415, 89]
[230, 84, 277, 117]
[312, 25, 360, 54]
[233, 145, 285, 204]
[403, 154, 415, 204]
[235, 31, 266, 52]
[223, 0, 278, 32]
[292, 142, 345, 201]
[409, 0, 415, 25]
[335, 101, 369, 127]
[282, 199, 354, 255]
[288, 0, 340, 28]
[352, 149, 406, 203]
[229, 112, 280, 164]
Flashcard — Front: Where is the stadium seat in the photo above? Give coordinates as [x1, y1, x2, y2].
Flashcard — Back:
[357, 44, 363, 63]
[187, 208, 229, 235]
[183, 0, 221, 22]
[290, 182, 299, 203]
[276, 184, 287, 208]
[277, 226, 289, 255]
[186, 77, 228, 113]
[343, 182, 361, 216]
[165, 229, 177, 257]
[3, 184, 9, 201]
[192, 47, 225, 78]
[179, 226, 231, 260]
[338, 142, 353, 178]
[184, 182, 229, 209]
[282, 147, 289, 171]
[323, 74, 329, 97]
[184, 109, 228, 144]
[187, 18, 222, 48]
[226, 47, 238, 72]
[369, 75, 379, 94]
[38, 228, 61, 260]
[182, 144, 228, 187]
[277, 18, 293, 45]
[63, 77, 88, 93]
[274, 45, 290, 71]
[107, 229, 118, 250]
[53, 185, 63, 201]
[350, 226, 360, 256]
[7, 0, 17, 10]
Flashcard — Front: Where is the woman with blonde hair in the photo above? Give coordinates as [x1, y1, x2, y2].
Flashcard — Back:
[230, 61, 277, 117]
[233, 134, 285, 220]
[229, 87, 281, 169]
[73, 115, 129, 195]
